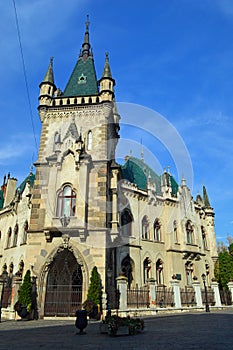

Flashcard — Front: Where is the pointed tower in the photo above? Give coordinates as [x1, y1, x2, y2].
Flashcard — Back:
[99, 52, 115, 101]
[29, 18, 121, 315]
[39, 57, 56, 106]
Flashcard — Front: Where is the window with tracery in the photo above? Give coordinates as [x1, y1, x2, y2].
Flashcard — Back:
[56, 185, 76, 217]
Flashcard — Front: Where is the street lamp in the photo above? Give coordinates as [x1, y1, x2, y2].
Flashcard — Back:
[0, 270, 8, 322]
[106, 268, 112, 317]
[201, 273, 210, 312]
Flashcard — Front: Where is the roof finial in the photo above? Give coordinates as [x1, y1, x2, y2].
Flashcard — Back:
[140, 138, 144, 162]
[81, 15, 91, 59]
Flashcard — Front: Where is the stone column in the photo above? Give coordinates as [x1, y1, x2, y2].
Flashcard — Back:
[211, 281, 221, 307]
[227, 281, 233, 304]
[147, 278, 156, 308]
[170, 280, 181, 308]
[192, 281, 203, 307]
[116, 275, 128, 313]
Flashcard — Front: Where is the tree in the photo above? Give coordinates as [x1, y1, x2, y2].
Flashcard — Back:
[17, 269, 32, 311]
[87, 266, 102, 305]
[215, 239, 233, 290]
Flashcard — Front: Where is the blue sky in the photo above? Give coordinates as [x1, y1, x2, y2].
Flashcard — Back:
[1, 0, 233, 243]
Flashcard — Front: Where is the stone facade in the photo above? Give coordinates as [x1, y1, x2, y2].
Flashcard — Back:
[0, 19, 218, 319]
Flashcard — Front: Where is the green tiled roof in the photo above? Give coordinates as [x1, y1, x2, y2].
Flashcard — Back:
[0, 189, 4, 209]
[63, 19, 99, 97]
[17, 173, 35, 194]
[63, 57, 99, 97]
[121, 157, 178, 197]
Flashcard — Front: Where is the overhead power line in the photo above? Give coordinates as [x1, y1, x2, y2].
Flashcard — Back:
[12, 0, 38, 152]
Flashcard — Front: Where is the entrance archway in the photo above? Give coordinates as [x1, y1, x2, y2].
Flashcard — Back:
[44, 248, 83, 316]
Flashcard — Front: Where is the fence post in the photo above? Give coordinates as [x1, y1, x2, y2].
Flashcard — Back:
[116, 275, 128, 313]
[170, 280, 181, 308]
[211, 281, 221, 307]
[147, 278, 156, 308]
[227, 281, 233, 305]
[192, 281, 203, 308]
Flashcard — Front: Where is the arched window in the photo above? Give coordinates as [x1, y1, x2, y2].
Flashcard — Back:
[22, 220, 28, 244]
[201, 226, 208, 250]
[6, 227, 12, 248]
[153, 219, 161, 241]
[81, 97, 85, 104]
[87, 131, 92, 151]
[88, 97, 92, 104]
[156, 259, 163, 285]
[56, 185, 76, 217]
[142, 215, 149, 240]
[74, 98, 77, 104]
[121, 255, 134, 288]
[96, 96, 99, 103]
[13, 224, 18, 247]
[143, 257, 151, 284]
[186, 221, 194, 244]
[67, 98, 70, 105]
[121, 209, 133, 236]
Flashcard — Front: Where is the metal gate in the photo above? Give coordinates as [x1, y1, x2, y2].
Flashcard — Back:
[44, 248, 83, 316]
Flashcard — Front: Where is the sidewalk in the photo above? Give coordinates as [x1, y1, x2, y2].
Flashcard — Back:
[1, 310, 233, 349]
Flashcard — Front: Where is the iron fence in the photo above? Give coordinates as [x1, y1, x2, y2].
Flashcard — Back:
[108, 286, 120, 310]
[44, 284, 83, 316]
[127, 287, 150, 308]
[155, 285, 174, 308]
[201, 287, 215, 306]
[220, 289, 232, 306]
[180, 286, 196, 307]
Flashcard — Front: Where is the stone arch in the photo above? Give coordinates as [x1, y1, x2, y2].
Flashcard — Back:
[37, 239, 90, 317]
[121, 254, 135, 289]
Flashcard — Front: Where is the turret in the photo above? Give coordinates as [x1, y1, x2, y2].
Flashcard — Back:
[39, 57, 56, 106]
[99, 52, 115, 101]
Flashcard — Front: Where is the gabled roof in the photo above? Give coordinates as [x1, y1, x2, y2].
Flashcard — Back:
[63, 18, 99, 97]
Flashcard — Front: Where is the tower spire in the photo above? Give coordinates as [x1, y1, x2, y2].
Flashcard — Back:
[80, 15, 92, 59]
[42, 57, 54, 84]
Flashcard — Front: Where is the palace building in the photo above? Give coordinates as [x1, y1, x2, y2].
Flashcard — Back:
[0, 19, 218, 318]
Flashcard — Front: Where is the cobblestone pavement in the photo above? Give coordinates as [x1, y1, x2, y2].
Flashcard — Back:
[1, 310, 233, 350]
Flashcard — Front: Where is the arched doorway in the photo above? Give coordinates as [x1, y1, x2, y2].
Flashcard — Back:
[44, 249, 83, 316]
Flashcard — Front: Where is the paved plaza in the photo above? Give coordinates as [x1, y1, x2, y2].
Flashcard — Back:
[0, 310, 233, 350]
